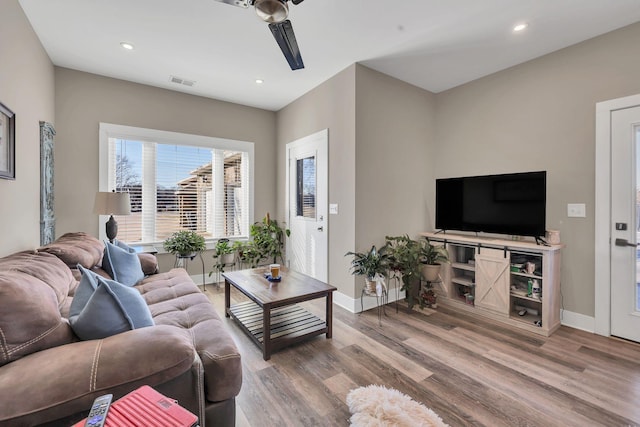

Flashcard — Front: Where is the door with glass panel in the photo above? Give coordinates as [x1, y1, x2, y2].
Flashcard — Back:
[611, 105, 640, 342]
[286, 129, 328, 282]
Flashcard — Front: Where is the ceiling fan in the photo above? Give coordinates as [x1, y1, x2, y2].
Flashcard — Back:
[214, 0, 306, 70]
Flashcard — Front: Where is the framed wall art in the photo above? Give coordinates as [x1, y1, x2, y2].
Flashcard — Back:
[0, 101, 15, 180]
[40, 121, 56, 245]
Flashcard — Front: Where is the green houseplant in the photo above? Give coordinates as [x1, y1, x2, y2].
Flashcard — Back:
[385, 235, 450, 309]
[163, 230, 206, 257]
[346, 244, 390, 293]
[250, 213, 290, 265]
[234, 240, 262, 268]
[420, 240, 450, 282]
[211, 238, 236, 274]
[385, 235, 424, 309]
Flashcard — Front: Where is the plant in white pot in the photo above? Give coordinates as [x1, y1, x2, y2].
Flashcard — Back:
[419, 240, 449, 308]
[419, 240, 449, 282]
[346, 245, 390, 294]
[212, 238, 235, 273]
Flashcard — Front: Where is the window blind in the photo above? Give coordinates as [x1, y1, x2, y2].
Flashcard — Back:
[108, 137, 250, 244]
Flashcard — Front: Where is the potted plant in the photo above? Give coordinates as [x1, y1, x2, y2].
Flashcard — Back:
[163, 230, 206, 257]
[212, 238, 235, 273]
[250, 213, 290, 265]
[385, 235, 424, 310]
[419, 240, 449, 282]
[234, 240, 262, 268]
[346, 244, 390, 294]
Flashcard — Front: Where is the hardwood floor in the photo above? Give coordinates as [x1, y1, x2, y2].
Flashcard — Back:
[205, 285, 640, 426]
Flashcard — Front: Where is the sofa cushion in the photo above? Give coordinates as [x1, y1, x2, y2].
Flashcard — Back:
[102, 240, 144, 286]
[139, 252, 159, 276]
[136, 269, 243, 402]
[0, 251, 76, 367]
[69, 275, 154, 340]
[39, 232, 105, 269]
[0, 325, 195, 426]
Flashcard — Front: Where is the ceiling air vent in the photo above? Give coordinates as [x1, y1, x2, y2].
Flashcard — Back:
[169, 76, 196, 87]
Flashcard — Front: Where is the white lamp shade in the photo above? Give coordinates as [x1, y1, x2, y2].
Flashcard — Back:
[93, 191, 131, 216]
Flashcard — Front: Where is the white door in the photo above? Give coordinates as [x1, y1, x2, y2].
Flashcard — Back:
[286, 129, 328, 282]
[611, 106, 640, 342]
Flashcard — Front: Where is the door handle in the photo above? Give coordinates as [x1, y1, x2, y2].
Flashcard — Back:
[317, 226, 323, 232]
[614, 238, 639, 247]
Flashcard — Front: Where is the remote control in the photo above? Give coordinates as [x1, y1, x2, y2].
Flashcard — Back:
[84, 394, 112, 427]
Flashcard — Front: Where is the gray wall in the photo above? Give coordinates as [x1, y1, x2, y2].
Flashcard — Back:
[355, 65, 436, 249]
[0, 0, 55, 255]
[276, 65, 435, 300]
[276, 65, 357, 297]
[433, 22, 640, 317]
[54, 68, 277, 274]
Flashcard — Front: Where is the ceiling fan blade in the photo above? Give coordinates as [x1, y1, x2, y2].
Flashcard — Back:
[212, 0, 250, 8]
[268, 20, 305, 70]
[291, 0, 305, 4]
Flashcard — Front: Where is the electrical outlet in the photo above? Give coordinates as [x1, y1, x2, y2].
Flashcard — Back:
[567, 203, 586, 218]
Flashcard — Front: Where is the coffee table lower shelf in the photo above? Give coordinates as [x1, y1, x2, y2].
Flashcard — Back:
[228, 301, 328, 359]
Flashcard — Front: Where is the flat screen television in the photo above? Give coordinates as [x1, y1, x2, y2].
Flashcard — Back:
[435, 171, 546, 238]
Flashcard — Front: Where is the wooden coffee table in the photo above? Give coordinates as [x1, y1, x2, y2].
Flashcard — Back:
[223, 268, 337, 360]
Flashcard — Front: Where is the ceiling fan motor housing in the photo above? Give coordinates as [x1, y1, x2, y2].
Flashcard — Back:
[254, 0, 289, 23]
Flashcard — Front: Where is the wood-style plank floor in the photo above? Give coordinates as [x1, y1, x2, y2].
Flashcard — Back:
[205, 285, 640, 427]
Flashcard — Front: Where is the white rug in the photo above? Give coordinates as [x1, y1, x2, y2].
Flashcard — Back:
[346, 385, 449, 427]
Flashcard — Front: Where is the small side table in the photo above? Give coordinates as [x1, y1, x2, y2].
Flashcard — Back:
[131, 245, 158, 255]
[174, 252, 207, 292]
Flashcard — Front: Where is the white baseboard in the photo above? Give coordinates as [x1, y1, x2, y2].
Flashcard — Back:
[333, 289, 406, 314]
[560, 309, 595, 333]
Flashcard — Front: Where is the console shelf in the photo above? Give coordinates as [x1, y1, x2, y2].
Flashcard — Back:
[421, 232, 563, 337]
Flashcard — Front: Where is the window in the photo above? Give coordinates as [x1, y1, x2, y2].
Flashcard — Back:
[296, 156, 316, 218]
[99, 124, 254, 245]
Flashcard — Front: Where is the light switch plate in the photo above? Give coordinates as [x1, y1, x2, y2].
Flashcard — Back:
[329, 204, 338, 215]
[567, 203, 586, 218]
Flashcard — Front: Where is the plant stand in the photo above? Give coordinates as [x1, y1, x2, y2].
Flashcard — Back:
[212, 258, 237, 286]
[175, 252, 209, 291]
[388, 270, 401, 313]
[359, 287, 388, 326]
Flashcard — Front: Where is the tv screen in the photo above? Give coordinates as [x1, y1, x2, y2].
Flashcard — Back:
[435, 171, 546, 237]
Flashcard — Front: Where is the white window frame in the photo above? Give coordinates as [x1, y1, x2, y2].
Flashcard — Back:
[99, 123, 255, 249]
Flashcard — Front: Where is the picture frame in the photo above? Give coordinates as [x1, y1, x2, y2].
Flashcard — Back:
[0, 101, 15, 180]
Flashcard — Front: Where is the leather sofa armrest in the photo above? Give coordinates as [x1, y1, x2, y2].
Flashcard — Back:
[138, 253, 159, 275]
[0, 325, 195, 426]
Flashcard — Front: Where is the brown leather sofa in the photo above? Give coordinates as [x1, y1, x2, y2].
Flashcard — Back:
[0, 232, 242, 427]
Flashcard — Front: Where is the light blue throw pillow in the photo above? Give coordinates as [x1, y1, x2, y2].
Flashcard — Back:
[69, 264, 101, 317]
[69, 275, 154, 340]
[102, 240, 144, 286]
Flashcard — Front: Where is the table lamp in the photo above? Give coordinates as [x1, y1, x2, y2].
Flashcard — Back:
[93, 191, 131, 243]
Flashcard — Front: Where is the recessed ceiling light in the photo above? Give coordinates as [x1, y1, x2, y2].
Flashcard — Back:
[513, 23, 528, 32]
[255, 79, 264, 84]
[120, 42, 134, 50]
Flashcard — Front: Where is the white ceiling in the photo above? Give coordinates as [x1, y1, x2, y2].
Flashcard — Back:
[19, 0, 640, 111]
